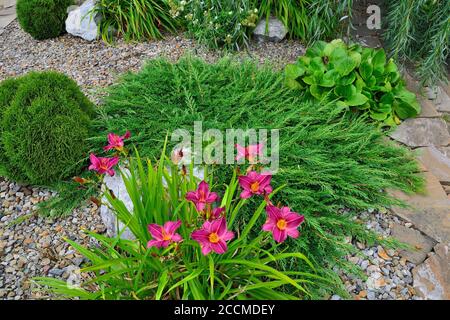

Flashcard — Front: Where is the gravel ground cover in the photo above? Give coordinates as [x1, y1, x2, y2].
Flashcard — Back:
[0, 21, 420, 300]
[336, 210, 419, 300]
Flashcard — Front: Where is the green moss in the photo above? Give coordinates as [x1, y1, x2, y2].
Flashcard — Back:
[16, 0, 73, 40]
[0, 71, 94, 185]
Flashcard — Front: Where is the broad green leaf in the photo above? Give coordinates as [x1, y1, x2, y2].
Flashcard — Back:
[335, 56, 357, 76]
[345, 93, 369, 106]
[372, 49, 386, 76]
[360, 60, 373, 80]
[335, 84, 356, 99]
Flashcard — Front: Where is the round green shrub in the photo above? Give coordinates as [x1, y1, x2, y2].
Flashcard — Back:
[0, 78, 20, 166]
[16, 0, 73, 40]
[1, 71, 94, 185]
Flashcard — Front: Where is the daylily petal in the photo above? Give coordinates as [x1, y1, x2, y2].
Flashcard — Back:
[147, 239, 164, 248]
[266, 205, 282, 221]
[122, 131, 131, 139]
[211, 240, 227, 254]
[198, 181, 209, 195]
[164, 220, 182, 234]
[286, 228, 300, 239]
[171, 233, 183, 242]
[205, 192, 218, 202]
[185, 191, 199, 202]
[285, 213, 305, 228]
[222, 230, 235, 241]
[238, 175, 252, 189]
[273, 228, 287, 243]
[201, 245, 212, 256]
[148, 224, 163, 240]
[262, 221, 275, 231]
[240, 190, 253, 199]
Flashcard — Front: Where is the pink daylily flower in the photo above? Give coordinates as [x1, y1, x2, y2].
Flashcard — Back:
[209, 207, 225, 221]
[185, 181, 218, 212]
[191, 218, 234, 255]
[235, 143, 263, 162]
[88, 154, 119, 176]
[262, 205, 305, 243]
[103, 131, 131, 152]
[147, 220, 183, 248]
[238, 171, 273, 199]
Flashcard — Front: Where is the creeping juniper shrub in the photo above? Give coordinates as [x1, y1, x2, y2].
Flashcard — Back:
[0, 71, 94, 185]
[16, 0, 73, 40]
[93, 56, 423, 297]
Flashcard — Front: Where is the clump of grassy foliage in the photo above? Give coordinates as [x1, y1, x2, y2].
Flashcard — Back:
[258, 0, 353, 44]
[34, 148, 325, 300]
[91, 56, 423, 297]
[94, 0, 179, 43]
[383, 0, 449, 85]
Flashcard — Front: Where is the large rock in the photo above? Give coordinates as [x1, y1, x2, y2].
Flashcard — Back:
[253, 17, 287, 43]
[100, 163, 204, 240]
[426, 86, 450, 113]
[100, 168, 136, 241]
[416, 146, 450, 184]
[391, 223, 436, 264]
[388, 172, 450, 243]
[413, 243, 450, 300]
[417, 97, 440, 118]
[389, 118, 450, 147]
[65, 0, 100, 41]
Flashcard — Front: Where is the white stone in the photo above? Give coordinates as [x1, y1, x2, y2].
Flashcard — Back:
[65, 0, 100, 41]
[100, 164, 204, 240]
[100, 168, 136, 241]
[253, 17, 287, 43]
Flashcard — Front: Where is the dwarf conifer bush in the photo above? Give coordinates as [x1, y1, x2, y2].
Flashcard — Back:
[0, 71, 94, 185]
[16, 0, 73, 40]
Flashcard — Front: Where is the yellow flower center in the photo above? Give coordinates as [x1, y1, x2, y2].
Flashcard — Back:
[209, 232, 220, 243]
[161, 230, 172, 241]
[250, 181, 260, 193]
[276, 219, 287, 231]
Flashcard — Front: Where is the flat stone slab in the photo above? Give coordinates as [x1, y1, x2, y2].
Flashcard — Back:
[415, 146, 450, 184]
[391, 223, 436, 264]
[418, 97, 440, 118]
[413, 242, 450, 300]
[389, 118, 450, 148]
[434, 88, 450, 113]
[389, 172, 450, 243]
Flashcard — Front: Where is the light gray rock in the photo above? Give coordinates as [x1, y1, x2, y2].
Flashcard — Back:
[413, 243, 450, 300]
[389, 118, 450, 147]
[416, 146, 450, 184]
[253, 17, 287, 43]
[100, 168, 136, 241]
[65, 0, 100, 41]
[391, 223, 436, 264]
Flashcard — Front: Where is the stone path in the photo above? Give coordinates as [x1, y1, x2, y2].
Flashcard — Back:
[389, 72, 450, 300]
[0, 0, 16, 36]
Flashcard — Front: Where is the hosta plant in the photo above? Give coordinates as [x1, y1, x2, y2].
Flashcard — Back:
[34, 136, 321, 300]
[285, 39, 421, 127]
